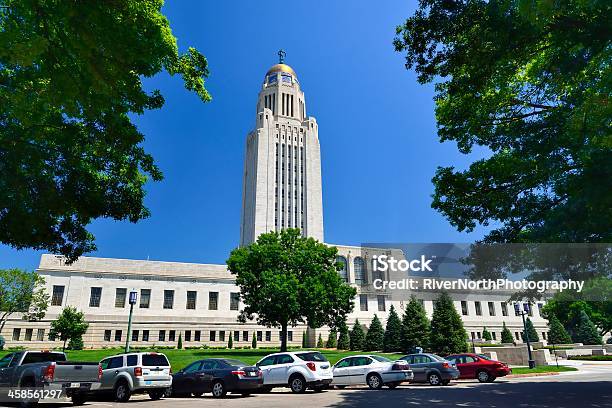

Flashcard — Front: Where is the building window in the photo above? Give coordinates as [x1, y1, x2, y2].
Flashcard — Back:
[132, 330, 139, 341]
[537, 303, 543, 316]
[243, 331, 248, 341]
[220, 331, 225, 342]
[471, 332, 475, 339]
[186, 291, 197, 309]
[51, 285, 65, 306]
[492, 332, 497, 341]
[169, 330, 176, 342]
[287, 331, 293, 342]
[163, 290, 174, 309]
[265, 331, 271, 341]
[185, 331, 191, 342]
[210, 331, 216, 341]
[527, 304, 533, 317]
[115, 288, 127, 308]
[209, 292, 219, 310]
[104, 330, 111, 341]
[115, 330, 122, 342]
[475, 301, 482, 316]
[337, 256, 348, 282]
[140, 289, 151, 308]
[542, 331, 547, 340]
[257, 331, 263, 341]
[477, 332, 481, 339]
[36, 329, 45, 341]
[501, 302, 508, 316]
[354, 257, 366, 284]
[377, 295, 386, 312]
[461, 301, 468, 316]
[234, 331, 239, 341]
[230, 292, 240, 311]
[360, 294, 368, 311]
[195, 331, 201, 342]
[88, 287, 102, 307]
[25, 328, 33, 341]
[142, 330, 149, 342]
[159, 330, 166, 342]
[515, 332, 520, 340]
[488, 302, 496, 316]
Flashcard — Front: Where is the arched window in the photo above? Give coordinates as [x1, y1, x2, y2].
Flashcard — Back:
[336, 256, 348, 282]
[354, 257, 366, 285]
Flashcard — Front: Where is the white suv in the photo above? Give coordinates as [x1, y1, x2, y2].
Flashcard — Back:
[256, 351, 333, 393]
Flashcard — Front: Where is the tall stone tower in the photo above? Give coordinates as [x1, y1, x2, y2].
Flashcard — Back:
[240, 51, 324, 246]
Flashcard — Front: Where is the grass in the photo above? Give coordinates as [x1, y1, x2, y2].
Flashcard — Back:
[568, 355, 612, 361]
[511, 365, 578, 374]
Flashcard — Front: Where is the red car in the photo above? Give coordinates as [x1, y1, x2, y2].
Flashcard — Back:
[445, 353, 511, 382]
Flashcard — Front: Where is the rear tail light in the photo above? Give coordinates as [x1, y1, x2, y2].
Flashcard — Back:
[231, 370, 246, 376]
[257, 370, 262, 377]
[42, 362, 56, 381]
[442, 362, 450, 368]
[306, 362, 316, 371]
[98, 364, 102, 380]
[134, 367, 142, 377]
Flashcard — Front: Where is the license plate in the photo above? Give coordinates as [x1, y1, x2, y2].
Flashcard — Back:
[145, 380, 152, 385]
[247, 372, 256, 377]
[70, 383, 80, 388]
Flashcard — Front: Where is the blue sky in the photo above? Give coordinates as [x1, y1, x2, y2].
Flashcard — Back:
[0, 0, 491, 271]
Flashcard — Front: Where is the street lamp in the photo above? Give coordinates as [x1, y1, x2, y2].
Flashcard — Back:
[514, 302, 536, 369]
[125, 290, 138, 353]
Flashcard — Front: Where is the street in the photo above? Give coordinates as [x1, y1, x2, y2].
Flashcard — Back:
[16, 363, 612, 408]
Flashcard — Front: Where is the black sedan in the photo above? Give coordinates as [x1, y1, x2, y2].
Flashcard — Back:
[170, 358, 262, 398]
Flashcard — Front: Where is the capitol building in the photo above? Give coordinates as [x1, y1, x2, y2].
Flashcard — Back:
[3, 54, 550, 349]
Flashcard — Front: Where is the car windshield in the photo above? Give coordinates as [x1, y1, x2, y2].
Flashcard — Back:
[429, 354, 446, 361]
[142, 354, 169, 367]
[295, 352, 327, 362]
[223, 359, 248, 367]
[371, 356, 391, 362]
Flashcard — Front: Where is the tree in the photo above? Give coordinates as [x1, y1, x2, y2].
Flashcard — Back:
[401, 296, 430, 352]
[383, 305, 402, 352]
[226, 229, 356, 352]
[177, 333, 183, 350]
[501, 322, 514, 344]
[547, 314, 572, 345]
[350, 319, 365, 351]
[0, 269, 49, 333]
[337, 320, 350, 350]
[364, 315, 385, 352]
[573, 310, 602, 345]
[326, 328, 337, 349]
[521, 318, 540, 343]
[68, 337, 84, 351]
[429, 292, 468, 354]
[227, 334, 232, 349]
[49, 306, 89, 352]
[317, 333, 324, 348]
[482, 327, 492, 342]
[251, 332, 257, 349]
[0, 1, 212, 262]
[394, 1, 611, 245]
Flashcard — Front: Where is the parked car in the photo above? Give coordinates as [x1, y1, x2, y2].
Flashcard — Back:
[0, 350, 101, 406]
[399, 353, 460, 385]
[97, 352, 171, 402]
[332, 355, 413, 390]
[445, 353, 511, 382]
[255, 351, 333, 393]
[170, 358, 262, 398]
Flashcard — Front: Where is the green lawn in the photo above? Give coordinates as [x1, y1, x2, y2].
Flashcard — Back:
[49, 348, 405, 370]
[511, 365, 578, 374]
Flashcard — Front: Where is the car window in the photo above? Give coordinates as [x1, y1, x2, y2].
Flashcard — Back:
[429, 354, 446, 361]
[22, 352, 66, 364]
[335, 358, 351, 368]
[371, 356, 391, 363]
[100, 358, 111, 370]
[0, 354, 13, 368]
[108, 356, 124, 369]
[142, 354, 169, 367]
[184, 361, 203, 373]
[465, 356, 477, 363]
[414, 355, 432, 364]
[402, 356, 413, 364]
[295, 352, 328, 362]
[276, 354, 294, 364]
[477, 354, 491, 360]
[258, 356, 276, 367]
[223, 359, 247, 367]
[351, 357, 372, 366]
[446, 356, 457, 364]
[126, 355, 138, 367]
[202, 360, 223, 370]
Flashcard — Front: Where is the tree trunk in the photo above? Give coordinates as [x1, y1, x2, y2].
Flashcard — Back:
[280, 323, 288, 352]
[62, 339, 67, 352]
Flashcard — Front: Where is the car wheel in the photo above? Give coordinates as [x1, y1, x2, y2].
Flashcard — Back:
[427, 373, 442, 386]
[477, 370, 490, 383]
[387, 382, 400, 389]
[367, 373, 383, 390]
[148, 389, 165, 400]
[211, 381, 227, 398]
[114, 380, 131, 402]
[488, 376, 497, 383]
[71, 393, 87, 406]
[289, 374, 306, 393]
[19, 379, 38, 408]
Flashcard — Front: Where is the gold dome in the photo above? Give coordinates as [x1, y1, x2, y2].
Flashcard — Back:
[266, 63, 297, 78]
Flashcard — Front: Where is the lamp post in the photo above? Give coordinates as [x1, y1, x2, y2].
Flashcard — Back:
[125, 290, 138, 353]
[514, 302, 536, 369]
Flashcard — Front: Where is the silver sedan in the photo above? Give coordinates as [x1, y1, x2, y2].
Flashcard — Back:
[332, 355, 413, 390]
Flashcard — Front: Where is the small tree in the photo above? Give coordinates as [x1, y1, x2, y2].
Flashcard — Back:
[227, 334, 233, 349]
[350, 319, 365, 351]
[482, 327, 492, 341]
[317, 333, 324, 348]
[49, 306, 89, 352]
[429, 292, 468, 354]
[364, 315, 385, 351]
[177, 333, 183, 349]
[326, 329, 337, 348]
[501, 322, 514, 343]
[384, 305, 403, 352]
[547, 314, 572, 344]
[521, 318, 540, 342]
[337, 320, 350, 350]
[68, 337, 84, 350]
[252, 332, 257, 349]
[0, 269, 49, 334]
[401, 296, 431, 352]
[572, 310, 602, 345]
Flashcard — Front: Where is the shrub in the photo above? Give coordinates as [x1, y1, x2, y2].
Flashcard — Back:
[364, 315, 385, 351]
[350, 320, 365, 351]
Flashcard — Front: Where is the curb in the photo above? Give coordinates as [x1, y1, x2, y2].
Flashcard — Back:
[506, 372, 561, 378]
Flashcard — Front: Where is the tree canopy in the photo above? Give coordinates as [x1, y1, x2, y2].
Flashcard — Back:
[0, 268, 48, 333]
[429, 292, 468, 354]
[394, 0, 611, 244]
[401, 295, 430, 352]
[226, 229, 356, 351]
[49, 306, 89, 352]
[383, 305, 403, 352]
[364, 315, 385, 352]
[0, 1, 211, 261]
